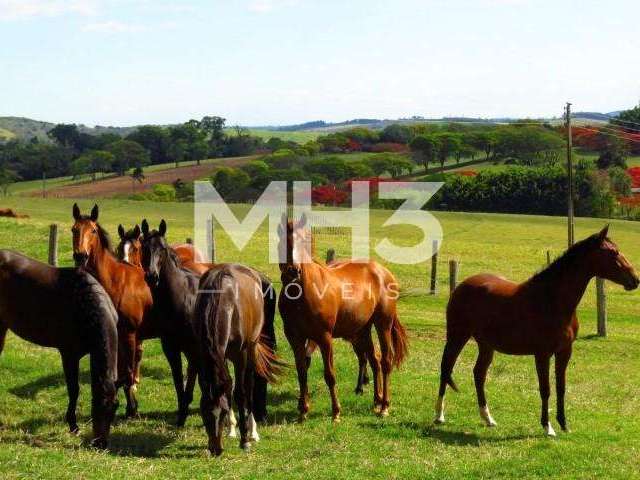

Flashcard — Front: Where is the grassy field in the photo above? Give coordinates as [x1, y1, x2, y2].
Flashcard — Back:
[0, 198, 639, 479]
[228, 129, 320, 143]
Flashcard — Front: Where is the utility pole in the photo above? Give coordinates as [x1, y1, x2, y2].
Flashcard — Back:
[565, 102, 574, 247]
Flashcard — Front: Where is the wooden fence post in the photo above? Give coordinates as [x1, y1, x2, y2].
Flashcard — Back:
[326, 248, 335, 264]
[449, 259, 458, 295]
[207, 215, 216, 263]
[429, 240, 438, 295]
[596, 277, 607, 337]
[48, 224, 58, 266]
[186, 237, 193, 244]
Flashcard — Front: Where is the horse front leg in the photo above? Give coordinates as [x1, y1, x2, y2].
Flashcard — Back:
[555, 346, 572, 432]
[121, 332, 139, 418]
[160, 337, 186, 426]
[287, 333, 310, 421]
[535, 353, 555, 436]
[61, 352, 80, 434]
[318, 336, 341, 422]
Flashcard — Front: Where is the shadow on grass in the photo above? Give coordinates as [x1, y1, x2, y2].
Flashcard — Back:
[581, 334, 605, 341]
[357, 419, 532, 445]
[107, 431, 175, 458]
[8, 365, 169, 400]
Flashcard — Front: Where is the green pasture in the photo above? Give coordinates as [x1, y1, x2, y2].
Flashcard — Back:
[0, 198, 639, 479]
[227, 129, 319, 143]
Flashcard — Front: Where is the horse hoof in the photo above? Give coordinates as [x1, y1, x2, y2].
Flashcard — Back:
[378, 408, 389, 417]
[298, 413, 307, 423]
[373, 405, 382, 415]
[248, 433, 260, 442]
[241, 442, 252, 452]
[355, 388, 364, 396]
[544, 423, 557, 437]
[228, 427, 238, 438]
[332, 415, 341, 423]
[69, 426, 80, 435]
[433, 416, 445, 425]
[91, 438, 108, 450]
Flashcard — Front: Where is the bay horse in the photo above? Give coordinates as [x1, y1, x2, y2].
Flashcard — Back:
[0, 250, 118, 447]
[278, 214, 408, 421]
[195, 265, 282, 456]
[116, 223, 278, 423]
[435, 226, 639, 436]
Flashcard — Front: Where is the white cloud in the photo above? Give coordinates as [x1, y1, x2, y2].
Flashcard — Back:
[247, 0, 298, 14]
[82, 20, 146, 33]
[0, 0, 98, 20]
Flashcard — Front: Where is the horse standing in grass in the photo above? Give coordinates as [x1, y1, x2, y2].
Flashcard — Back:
[279, 214, 408, 421]
[116, 223, 278, 422]
[195, 265, 282, 456]
[0, 250, 118, 447]
[435, 226, 639, 435]
[72, 204, 152, 420]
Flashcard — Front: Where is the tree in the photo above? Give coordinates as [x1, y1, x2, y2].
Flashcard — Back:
[210, 167, 250, 200]
[130, 166, 145, 192]
[47, 124, 80, 149]
[468, 131, 497, 160]
[369, 154, 394, 177]
[387, 157, 414, 178]
[73, 150, 114, 181]
[597, 134, 628, 169]
[127, 126, 170, 164]
[168, 122, 208, 165]
[168, 140, 187, 168]
[106, 140, 150, 175]
[304, 156, 350, 183]
[409, 134, 439, 172]
[0, 167, 19, 196]
[380, 124, 413, 144]
[611, 105, 640, 131]
[435, 133, 462, 168]
[200, 116, 227, 156]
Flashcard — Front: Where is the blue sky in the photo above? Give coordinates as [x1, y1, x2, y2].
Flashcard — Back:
[1, 0, 639, 126]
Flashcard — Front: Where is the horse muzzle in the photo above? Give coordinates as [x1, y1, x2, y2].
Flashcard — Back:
[145, 272, 159, 287]
[73, 252, 89, 267]
[624, 274, 640, 291]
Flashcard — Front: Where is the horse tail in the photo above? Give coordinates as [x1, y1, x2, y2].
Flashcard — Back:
[391, 313, 409, 368]
[74, 272, 118, 447]
[253, 336, 285, 385]
[195, 268, 234, 399]
[253, 275, 277, 421]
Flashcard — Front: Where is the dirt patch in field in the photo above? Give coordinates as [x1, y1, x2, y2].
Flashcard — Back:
[29, 156, 255, 199]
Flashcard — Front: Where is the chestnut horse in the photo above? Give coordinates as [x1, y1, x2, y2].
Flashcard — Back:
[435, 226, 639, 436]
[72, 204, 152, 419]
[279, 214, 408, 421]
[0, 250, 118, 447]
[195, 265, 282, 455]
[116, 223, 278, 422]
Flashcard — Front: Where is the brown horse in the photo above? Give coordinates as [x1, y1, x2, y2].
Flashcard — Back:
[0, 250, 118, 447]
[435, 226, 639, 435]
[195, 264, 282, 455]
[116, 223, 278, 423]
[73, 204, 152, 419]
[278, 214, 408, 421]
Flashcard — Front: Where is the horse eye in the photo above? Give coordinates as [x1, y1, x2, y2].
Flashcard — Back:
[92, 229, 98, 234]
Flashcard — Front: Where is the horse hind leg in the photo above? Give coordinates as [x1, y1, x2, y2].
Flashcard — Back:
[434, 334, 470, 424]
[352, 333, 371, 395]
[474, 344, 497, 427]
[61, 352, 80, 434]
[374, 322, 393, 417]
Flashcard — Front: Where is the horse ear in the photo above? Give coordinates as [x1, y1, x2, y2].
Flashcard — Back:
[141, 219, 149, 237]
[159, 219, 167, 237]
[133, 225, 141, 238]
[90, 204, 99, 222]
[118, 224, 125, 239]
[598, 224, 609, 242]
[72, 203, 81, 221]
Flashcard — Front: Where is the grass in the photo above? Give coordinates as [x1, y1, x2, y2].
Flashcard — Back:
[227, 129, 320, 143]
[0, 198, 640, 479]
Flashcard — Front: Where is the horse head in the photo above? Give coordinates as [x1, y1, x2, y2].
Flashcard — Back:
[116, 224, 142, 267]
[140, 219, 169, 287]
[277, 213, 314, 282]
[586, 225, 639, 291]
[71, 203, 110, 268]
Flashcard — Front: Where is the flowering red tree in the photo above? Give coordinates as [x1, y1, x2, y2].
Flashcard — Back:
[312, 184, 349, 205]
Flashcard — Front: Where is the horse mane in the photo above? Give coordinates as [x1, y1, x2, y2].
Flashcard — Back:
[528, 232, 602, 285]
[96, 224, 113, 252]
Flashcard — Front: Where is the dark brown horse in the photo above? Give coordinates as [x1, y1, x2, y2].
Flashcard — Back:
[195, 265, 282, 456]
[435, 226, 639, 435]
[0, 250, 118, 447]
[279, 214, 408, 421]
[116, 223, 278, 422]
